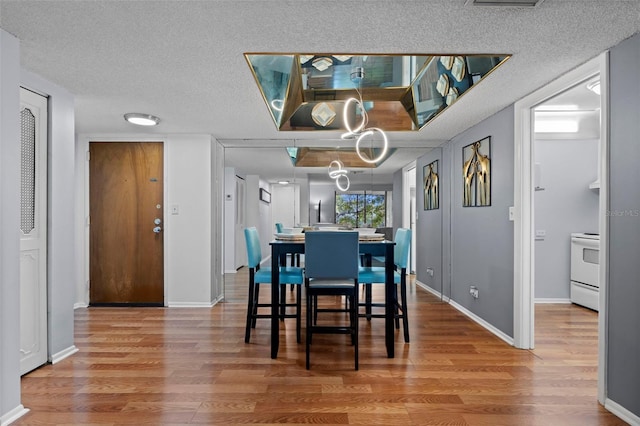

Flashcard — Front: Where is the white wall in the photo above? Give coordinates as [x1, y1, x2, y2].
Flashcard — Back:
[1, 29, 77, 424]
[534, 137, 599, 300]
[223, 167, 237, 273]
[77, 134, 216, 307]
[0, 29, 24, 424]
[165, 135, 212, 306]
[245, 175, 272, 262]
[309, 183, 336, 224]
[271, 184, 297, 228]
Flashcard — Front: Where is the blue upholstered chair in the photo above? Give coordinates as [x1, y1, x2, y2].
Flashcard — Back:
[358, 228, 411, 342]
[244, 227, 304, 343]
[304, 231, 360, 370]
[275, 222, 300, 290]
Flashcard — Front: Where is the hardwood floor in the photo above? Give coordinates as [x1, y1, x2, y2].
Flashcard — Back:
[16, 270, 626, 425]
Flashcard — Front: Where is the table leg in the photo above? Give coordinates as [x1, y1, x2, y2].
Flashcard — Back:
[385, 243, 395, 358]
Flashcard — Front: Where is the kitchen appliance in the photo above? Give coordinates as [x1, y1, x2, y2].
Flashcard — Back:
[570, 233, 600, 311]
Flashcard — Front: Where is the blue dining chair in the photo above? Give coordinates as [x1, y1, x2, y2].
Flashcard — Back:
[304, 231, 360, 370]
[244, 227, 304, 343]
[358, 227, 411, 343]
[275, 222, 300, 289]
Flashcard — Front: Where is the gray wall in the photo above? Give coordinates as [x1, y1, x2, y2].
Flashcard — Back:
[607, 32, 640, 418]
[450, 106, 515, 336]
[417, 106, 515, 337]
[534, 138, 599, 299]
[416, 149, 445, 296]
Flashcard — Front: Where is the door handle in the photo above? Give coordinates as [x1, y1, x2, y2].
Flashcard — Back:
[153, 226, 162, 233]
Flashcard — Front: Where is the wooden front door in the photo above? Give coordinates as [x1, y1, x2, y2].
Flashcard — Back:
[89, 142, 164, 305]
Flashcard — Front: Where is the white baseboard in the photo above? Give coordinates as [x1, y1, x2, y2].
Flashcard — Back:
[535, 298, 571, 304]
[224, 269, 237, 274]
[605, 398, 640, 426]
[416, 280, 450, 302]
[168, 295, 223, 308]
[74, 302, 88, 309]
[168, 301, 215, 308]
[51, 345, 79, 364]
[0, 405, 29, 426]
[416, 280, 513, 346]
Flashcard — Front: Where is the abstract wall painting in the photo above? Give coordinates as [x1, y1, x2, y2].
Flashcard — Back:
[423, 160, 439, 210]
[462, 136, 491, 207]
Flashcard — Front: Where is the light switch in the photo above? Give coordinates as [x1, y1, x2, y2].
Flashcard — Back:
[535, 230, 546, 240]
[508, 206, 515, 221]
[171, 204, 179, 215]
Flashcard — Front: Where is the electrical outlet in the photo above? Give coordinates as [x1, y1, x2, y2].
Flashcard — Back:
[426, 267, 434, 277]
[470, 286, 479, 299]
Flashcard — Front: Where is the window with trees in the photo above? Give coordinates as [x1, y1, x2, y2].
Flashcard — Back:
[335, 191, 387, 228]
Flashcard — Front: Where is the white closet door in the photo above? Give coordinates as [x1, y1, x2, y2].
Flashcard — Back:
[19, 88, 48, 375]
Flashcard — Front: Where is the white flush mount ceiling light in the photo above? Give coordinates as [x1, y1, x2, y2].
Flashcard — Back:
[278, 180, 290, 185]
[587, 80, 601, 95]
[124, 113, 160, 126]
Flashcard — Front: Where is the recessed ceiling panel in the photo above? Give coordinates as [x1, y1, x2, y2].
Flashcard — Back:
[246, 53, 509, 132]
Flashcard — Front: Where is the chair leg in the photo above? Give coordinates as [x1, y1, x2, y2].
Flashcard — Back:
[313, 295, 318, 325]
[394, 285, 401, 330]
[353, 290, 359, 371]
[296, 284, 302, 344]
[306, 284, 312, 369]
[400, 277, 410, 343]
[245, 279, 256, 343]
[280, 284, 287, 320]
[251, 283, 260, 328]
[365, 284, 372, 320]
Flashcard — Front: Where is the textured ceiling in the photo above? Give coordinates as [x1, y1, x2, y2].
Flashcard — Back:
[1, 0, 639, 184]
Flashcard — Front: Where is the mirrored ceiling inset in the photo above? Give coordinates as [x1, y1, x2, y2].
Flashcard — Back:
[245, 53, 509, 132]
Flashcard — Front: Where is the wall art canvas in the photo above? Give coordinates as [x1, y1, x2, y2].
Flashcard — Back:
[462, 136, 491, 207]
[423, 160, 439, 210]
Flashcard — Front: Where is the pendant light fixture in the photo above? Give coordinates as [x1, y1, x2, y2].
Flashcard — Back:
[328, 159, 350, 192]
[340, 67, 389, 164]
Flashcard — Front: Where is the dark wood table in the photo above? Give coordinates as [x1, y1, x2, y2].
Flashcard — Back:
[269, 238, 396, 359]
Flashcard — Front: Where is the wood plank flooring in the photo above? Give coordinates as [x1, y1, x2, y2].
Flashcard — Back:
[16, 270, 626, 425]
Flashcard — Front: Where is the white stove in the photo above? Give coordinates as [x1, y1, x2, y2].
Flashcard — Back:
[570, 232, 600, 311]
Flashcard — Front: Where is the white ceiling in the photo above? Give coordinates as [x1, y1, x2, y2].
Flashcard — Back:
[1, 0, 638, 184]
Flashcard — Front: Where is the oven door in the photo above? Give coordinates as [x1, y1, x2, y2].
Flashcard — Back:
[570, 236, 600, 288]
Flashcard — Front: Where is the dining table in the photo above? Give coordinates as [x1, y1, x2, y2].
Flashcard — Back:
[269, 234, 396, 359]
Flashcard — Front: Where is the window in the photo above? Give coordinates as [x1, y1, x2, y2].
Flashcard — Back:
[335, 191, 387, 228]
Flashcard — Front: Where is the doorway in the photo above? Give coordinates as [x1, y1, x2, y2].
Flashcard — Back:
[89, 142, 165, 305]
[533, 77, 601, 312]
[513, 54, 608, 402]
